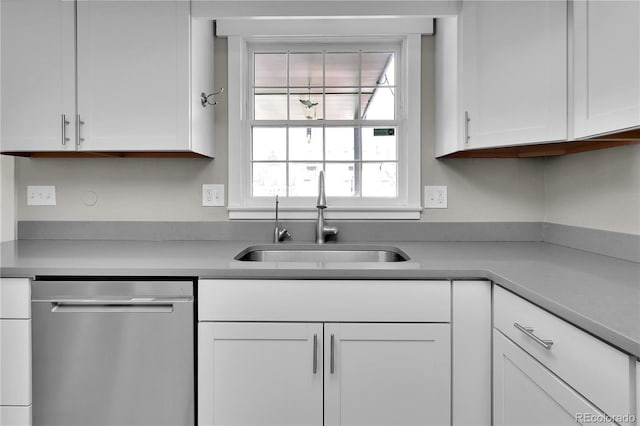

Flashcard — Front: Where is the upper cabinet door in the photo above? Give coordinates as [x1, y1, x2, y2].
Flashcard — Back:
[572, 0, 640, 139]
[462, 0, 567, 149]
[324, 323, 451, 426]
[76, 1, 191, 152]
[1, 0, 76, 153]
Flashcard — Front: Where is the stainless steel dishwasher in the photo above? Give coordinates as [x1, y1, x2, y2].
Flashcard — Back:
[31, 279, 194, 426]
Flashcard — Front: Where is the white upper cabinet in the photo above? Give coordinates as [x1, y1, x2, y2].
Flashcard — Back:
[1, 0, 215, 157]
[1, 0, 76, 153]
[436, 1, 568, 155]
[572, 0, 640, 139]
[462, 0, 568, 150]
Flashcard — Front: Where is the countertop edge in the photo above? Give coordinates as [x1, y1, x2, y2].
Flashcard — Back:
[2, 263, 638, 359]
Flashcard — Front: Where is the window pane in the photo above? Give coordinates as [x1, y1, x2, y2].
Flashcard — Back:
[325, 163, 355, 197]
[289, 163, 322, 197]
[362, 162, 397, 197]
[253, 163, 286, 197]
[255, 53, 287, 87]
[362, 127, 397, 160]
[361, 86, 395, 120]
[290, 53, 323, 87]
[289, 89, 323, 120]
[325, 127, 355, 160]
[254, 88, 287, 120]
[326, 52, 359, 86]
[252, 127, 286, 161]
[362, 52, 394, 86]
[289, 127, 323, 161]
[325, 88, 359, 120]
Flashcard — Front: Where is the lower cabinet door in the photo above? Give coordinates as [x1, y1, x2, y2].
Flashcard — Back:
[198, 322, 323, 426]
[0, 406, 31, 426]
[493, 330, 615, 426]
[0, 319, 31, 406]
[324, 323, 451, 426]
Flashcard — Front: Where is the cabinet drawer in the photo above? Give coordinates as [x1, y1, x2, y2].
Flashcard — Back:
[494, 286, 630, 418]
[0, 405, 31, 426]
[199, 280, 451, 322]
[0, 320, 31, 406]
[0, 279, 30, 319]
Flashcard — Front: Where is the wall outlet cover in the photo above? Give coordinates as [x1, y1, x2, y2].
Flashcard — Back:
[27, 185, 56, 206]
[424, 185, 447, 209]
[202, 184, 224, 207]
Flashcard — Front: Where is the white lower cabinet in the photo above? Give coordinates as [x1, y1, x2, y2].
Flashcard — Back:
[0, 278, 31, 426]
[493, 286, 633, 426]
[493, 330, 615, 426]
[198, 322, 323, 426]
[324, 323, 450, 426]
[197, 279, 452, 426]
[0, 407, 31, 426]
[198, 321, 450, 426]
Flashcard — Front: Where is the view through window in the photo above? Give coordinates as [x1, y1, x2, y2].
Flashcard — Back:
[249, 46, 399, 198]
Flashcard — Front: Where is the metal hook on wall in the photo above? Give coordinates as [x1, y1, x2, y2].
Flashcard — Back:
[201, 88, 224, 107]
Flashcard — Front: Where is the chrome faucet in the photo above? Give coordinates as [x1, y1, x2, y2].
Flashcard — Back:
[273, 195, 291, 243]
[315, 171, 338, 244]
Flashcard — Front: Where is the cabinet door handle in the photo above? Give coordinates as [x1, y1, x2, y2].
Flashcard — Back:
[330, 333, 335, 374]
[312, 333, 318, 374]
[464, 111, 471, 144]
[61, 114, 70, 145]
[514, 322, 554, 350]
[77, 115, 85, 146]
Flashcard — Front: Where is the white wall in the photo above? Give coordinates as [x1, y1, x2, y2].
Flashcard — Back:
[13, 36, 547, 224]
[545, 145, 640, 234]
[10, 36, 640, 234]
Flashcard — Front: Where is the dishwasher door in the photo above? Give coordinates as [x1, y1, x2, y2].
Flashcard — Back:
[31, 280, 194, 426]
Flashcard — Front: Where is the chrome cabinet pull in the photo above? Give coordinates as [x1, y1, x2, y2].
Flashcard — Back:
[61, 114, 70, 145]
[77, 115, 85, 146]
[330, 333, 335, 374]
[464, 111, 471, 144]
[312, 333, 318, 374]
[514, 322, 554, 350]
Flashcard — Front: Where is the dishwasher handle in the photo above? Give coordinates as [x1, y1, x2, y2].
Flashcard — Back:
[51, 301, 174, 314]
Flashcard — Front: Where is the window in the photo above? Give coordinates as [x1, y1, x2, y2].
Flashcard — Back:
[251, 45, 399, 198]
[222, 18, 428, 219]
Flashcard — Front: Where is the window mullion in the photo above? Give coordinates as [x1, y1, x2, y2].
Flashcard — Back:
[286, 51, 291, 197]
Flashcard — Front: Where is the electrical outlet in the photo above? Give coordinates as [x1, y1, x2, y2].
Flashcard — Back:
[424, 185, 447, 209]
[27, 185, 57, 206]
[202, 184, 224, 207]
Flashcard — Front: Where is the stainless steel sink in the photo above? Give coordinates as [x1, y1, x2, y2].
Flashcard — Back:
[234, 244, 410, 262]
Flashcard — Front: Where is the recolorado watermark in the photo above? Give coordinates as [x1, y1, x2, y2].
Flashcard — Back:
[575, 413, 636, 424]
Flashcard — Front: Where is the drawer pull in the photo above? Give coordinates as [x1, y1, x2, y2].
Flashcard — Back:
[514, 322, 554, 350]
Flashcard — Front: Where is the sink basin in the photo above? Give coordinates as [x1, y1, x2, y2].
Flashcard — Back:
[234, 244, 410, 262]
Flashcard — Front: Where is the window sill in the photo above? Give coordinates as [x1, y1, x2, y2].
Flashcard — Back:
[228, 205, 422, 220]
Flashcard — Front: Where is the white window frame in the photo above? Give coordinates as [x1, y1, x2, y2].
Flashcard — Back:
[221, 18, 429, 219]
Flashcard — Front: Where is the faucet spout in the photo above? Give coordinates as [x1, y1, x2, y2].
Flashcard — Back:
[316, 170, 327, 208]
[315, 171, 338, 244]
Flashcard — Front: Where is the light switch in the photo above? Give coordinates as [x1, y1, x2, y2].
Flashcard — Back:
[27, 185, 56, 206]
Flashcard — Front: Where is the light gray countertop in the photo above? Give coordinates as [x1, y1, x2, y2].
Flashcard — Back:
[1, 239, 639, 358]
